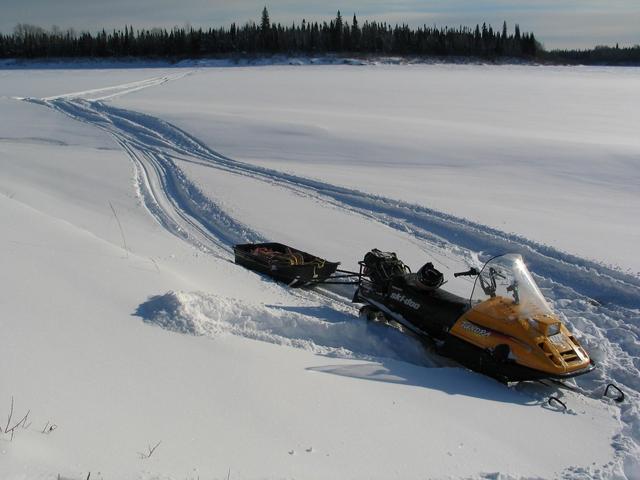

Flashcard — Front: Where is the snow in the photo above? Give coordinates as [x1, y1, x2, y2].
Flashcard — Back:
[1, 62, 639, 479]
[110, 63, 640, 273]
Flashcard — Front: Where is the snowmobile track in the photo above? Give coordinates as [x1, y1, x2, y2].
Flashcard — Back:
[44, 96, 640, 308]
[27, 96, 263, 259]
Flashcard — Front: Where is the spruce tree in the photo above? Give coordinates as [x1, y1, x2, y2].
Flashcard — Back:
[260, 6, 270, 50]
[334, 10, 343, 50]
[261, 7, 270, 32]
[351, 14, 360, 51]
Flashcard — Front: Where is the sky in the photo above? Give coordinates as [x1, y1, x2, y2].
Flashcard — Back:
[2, 0, 639, 49]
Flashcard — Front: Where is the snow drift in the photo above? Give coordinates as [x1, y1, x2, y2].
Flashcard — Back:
[136, 290, 432, 366]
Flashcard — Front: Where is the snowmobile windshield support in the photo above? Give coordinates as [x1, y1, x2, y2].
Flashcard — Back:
[469, 254, 552, 317]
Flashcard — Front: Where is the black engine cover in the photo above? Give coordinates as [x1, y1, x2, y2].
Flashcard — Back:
[354, 276, 468, 337]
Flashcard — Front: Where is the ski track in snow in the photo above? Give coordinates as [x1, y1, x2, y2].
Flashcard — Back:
[24, 74, 640, 475]
[27, 97, 263, 260]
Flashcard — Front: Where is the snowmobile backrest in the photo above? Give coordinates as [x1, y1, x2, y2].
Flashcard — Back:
[362, 249, 410, 286]
[417, 262, 444, 290]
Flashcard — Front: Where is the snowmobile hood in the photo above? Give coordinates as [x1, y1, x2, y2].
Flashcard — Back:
[450, 295, 592, 377]
[446, 254, 593, 378]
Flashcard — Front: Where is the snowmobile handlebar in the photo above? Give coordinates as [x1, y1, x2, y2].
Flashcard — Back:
[454, 268, 479, 278]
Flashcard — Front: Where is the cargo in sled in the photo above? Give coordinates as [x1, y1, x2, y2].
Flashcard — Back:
[233, 242, 341, 287]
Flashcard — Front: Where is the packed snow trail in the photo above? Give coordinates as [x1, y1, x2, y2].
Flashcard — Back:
[25, 77, 640, 475]
[41, 72, 192, 101]
[35, 96, 640, 308]
[27, 97, 263, 258]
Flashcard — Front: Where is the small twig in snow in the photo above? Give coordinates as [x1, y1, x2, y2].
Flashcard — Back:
[3, 397, 30, 440]
[109, 201, 129, 257]
[15, 409, 30, 429]
[41, 421, 57, 434]
[6, 411, 30, 440]
[138, 440, 162, 459]
[4, 396, 14, 433]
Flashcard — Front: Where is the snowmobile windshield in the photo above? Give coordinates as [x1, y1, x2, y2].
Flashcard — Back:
[470, 254, 553, 317]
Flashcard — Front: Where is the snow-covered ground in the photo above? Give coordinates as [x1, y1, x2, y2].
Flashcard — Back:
[1, 63, 639, 480]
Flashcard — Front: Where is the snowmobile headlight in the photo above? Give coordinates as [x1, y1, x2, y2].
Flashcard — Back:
[547, 323, 560, 336]
[527, 317, 541, 332]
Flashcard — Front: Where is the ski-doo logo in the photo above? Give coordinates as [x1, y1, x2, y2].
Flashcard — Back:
[389, 292, 421, 310]
[548, 333, 567, 346]
[461, 320, 491, 337]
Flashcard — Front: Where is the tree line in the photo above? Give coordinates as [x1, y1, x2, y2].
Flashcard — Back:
[541, 44, 640, 65]
[0, 8, 540, 59]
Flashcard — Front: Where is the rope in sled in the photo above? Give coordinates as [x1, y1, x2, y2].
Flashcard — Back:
[251, 246, 325, 268]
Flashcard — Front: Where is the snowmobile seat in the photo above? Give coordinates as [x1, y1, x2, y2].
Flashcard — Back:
[412, 288, 469, 330]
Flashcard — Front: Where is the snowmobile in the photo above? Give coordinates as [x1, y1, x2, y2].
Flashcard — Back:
[353, 250, 596, 382]
[233, 242, 596, 383]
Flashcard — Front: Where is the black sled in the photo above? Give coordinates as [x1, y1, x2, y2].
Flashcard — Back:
[233, 242, 340, 287]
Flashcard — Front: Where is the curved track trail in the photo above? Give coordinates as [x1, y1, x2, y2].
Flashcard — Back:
[25, 74, 640, 469]
[28, 96, 263, 259]
[30, 93, 640, 309]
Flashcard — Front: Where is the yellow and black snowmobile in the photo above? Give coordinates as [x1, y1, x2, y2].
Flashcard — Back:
[354, 250, 595, 382]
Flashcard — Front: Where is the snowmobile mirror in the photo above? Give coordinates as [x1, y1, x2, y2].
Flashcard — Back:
[479, 269, 498, 297]
[491, 267, 506, 279]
